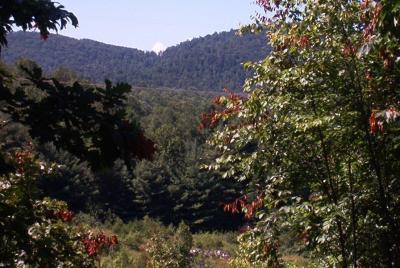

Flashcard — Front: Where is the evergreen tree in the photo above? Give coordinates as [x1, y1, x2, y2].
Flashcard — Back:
[37, 142, 98, 212]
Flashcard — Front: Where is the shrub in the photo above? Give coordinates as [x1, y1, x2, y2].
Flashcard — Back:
[145, 222, 193, 268]
[0, 148, 94, 267]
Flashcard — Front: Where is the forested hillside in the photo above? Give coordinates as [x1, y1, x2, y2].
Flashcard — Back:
[1, 59, 242, 227]
[0, 59, 244, 265]
[2, 0, 400, 267]
[2, 30, 270, 91]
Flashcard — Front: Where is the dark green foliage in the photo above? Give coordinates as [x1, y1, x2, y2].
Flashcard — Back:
[0, 0, 78, 47]
[133, 160, 174, 221]
[96, 159, 136, 219]
[150, 30, 270, 91]
[0, 112, 31, 152]
[2, 30, 270, 91]
[130, 88, 243, 230]
[169, 164, 243, 231]
[0, 112, 31, 175]
[37, 142, 98, 212]
[0, 61, 154, 219]
[0, 142, 94, 267]
[1, 60, 241, 230]
[1, 61, 154, 170]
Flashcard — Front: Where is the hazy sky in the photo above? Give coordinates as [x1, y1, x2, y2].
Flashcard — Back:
[55, 1, 260, 52]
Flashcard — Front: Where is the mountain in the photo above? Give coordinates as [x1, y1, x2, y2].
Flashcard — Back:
[1, 30, 270, 91]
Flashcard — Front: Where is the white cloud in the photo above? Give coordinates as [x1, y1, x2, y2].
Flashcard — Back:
[152, 41, 167, 54]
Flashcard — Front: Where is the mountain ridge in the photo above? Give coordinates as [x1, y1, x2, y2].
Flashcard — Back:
[2, 30, 270, 91]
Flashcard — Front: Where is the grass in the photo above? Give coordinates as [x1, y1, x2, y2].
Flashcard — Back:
[75, 214, 313, 268]
[75, 215, 237, 267]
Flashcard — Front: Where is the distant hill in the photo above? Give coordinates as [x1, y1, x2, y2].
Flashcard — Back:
[2, 30, 270, 91]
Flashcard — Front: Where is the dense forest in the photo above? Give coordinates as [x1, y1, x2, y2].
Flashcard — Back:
[0, 59, 244, 225]
[0, 59, 245, 266]
[2, 0, 400, 267]
[2, 30, 270, 91]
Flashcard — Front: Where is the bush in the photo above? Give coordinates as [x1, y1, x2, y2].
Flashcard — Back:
[0, 148, 94, 267]
[145, 222, 193, 268]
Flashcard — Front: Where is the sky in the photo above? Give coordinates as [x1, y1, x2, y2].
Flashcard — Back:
[56, 1, 261, 52]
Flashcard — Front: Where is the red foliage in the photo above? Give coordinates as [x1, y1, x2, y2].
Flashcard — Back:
[198, 88, 243, 130]
[110, 235, 118, 245]
[379, 49, 394, 70]
[213, 96, 223, 105]
[224, 193, 265, 220]
[342, 42, 357, 58]
[296, 36, 310, 49]
[256, 0, 273, 12]
[360, 0, 371, 10]
[55, 209, 74, 222]
[369, 108, 399, 135]
[223, 88, 242, 103]
[369, 112, 380, 135]
[81, 232, 118, 257]
[198, 111, 218, 130]
[362, 1, 383, 41]
[14, 149, 34, 175]
[81, 238, 97, 257]
[300, 229, 310, 244]
[256, 0, 282, 12]
[120, 120, 155, 160]
[277, 35, 311, 51]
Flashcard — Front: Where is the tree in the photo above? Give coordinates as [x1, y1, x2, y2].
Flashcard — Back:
[0, 145, 95, 267]
[206, 0, 400, 266]
[0, 2, 121, 265]
[0, 60, 156, 218]
[0, 0, 78, 47]
[1, 61, 154, 170]
[37, 142, 98, 212]
[96, 159, 136, 219]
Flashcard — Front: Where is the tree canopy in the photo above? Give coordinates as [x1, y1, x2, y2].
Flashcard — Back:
[205, 0, 400, 266]
[2, 30, 270, 91]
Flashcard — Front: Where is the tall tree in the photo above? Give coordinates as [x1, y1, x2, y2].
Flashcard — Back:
[1, 61, 154, 170]
[206, 0, 400, 266]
